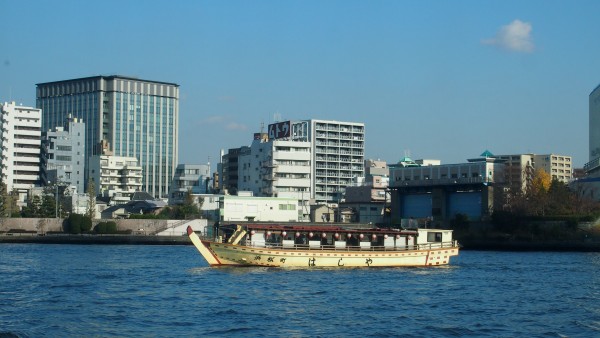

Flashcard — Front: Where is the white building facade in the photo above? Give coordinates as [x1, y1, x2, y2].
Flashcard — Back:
[0, 102, 42, 203]
[237, 133, 312, 220]
[222, 119, 365, 209]
[219, 195, 300, 222]
[89, 154, 143, 205]
[310, 119, 365, 204]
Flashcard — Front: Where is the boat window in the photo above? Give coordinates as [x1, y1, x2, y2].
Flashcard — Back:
[427, 232, 443, 242]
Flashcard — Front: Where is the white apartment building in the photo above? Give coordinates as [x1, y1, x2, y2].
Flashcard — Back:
[89, 154, 143, 205]
[222, 119, 365, 209]
[238, 133, 311, 220]
[310, 119, 365, 204]
[0, 102, 42, 204]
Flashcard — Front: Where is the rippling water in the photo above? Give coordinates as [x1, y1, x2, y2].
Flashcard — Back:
[1, 244, 599, 337]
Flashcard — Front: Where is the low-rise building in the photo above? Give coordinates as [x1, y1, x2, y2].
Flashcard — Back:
[169, 164, 211, 204]
[342, 159, 391, 225]
[389, 153, 505, 223]
[219, 195, 300, 222]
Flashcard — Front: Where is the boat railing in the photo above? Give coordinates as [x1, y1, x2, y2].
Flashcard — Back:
[236, 241, 458, 252]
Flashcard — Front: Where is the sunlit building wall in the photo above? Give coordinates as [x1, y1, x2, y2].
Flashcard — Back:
[36, 75, 179, 198]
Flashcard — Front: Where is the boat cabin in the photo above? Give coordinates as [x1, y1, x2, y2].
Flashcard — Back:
[214, 224, 455, 251]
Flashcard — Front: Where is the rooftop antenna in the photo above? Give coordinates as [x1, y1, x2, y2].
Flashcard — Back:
[260, 121, 264, 133]
[273, 112, 282, 122]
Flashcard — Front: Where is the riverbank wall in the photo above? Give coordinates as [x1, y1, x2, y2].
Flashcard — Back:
[0, 218, 208, 236]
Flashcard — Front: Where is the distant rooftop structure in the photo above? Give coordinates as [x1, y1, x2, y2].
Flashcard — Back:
[480, 150, 495, 158]
[396, 156, 420, 168]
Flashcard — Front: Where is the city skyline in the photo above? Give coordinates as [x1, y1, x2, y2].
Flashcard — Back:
[2, 1, 600, 168]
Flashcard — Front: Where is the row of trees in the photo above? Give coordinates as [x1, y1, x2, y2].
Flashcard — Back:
[489, 168, 600, 235]
[499, 168, 599, 218]
[0, 179, 97, 219]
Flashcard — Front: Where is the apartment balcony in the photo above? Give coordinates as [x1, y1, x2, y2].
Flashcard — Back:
[277, 165, 310, 174]
[124, 179, 142, 186]
[123, 170, 142, 177]
[274, 178, 310, 187]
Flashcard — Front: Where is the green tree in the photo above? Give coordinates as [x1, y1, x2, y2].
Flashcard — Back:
[95, 222, 107, 233]
[22, 195, 42, 217]
[40, 194, 56, 218]
[66, 213, 91, 233]
[106, 221, 117, 233]
[86, 179, 96, 220]
[81, 216, 92, 232]
[176, 188, 200, 219]
[6, 190, 19, 217]
[0, 181, 8, 217]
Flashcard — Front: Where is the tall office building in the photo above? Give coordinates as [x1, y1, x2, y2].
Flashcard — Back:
[36, 75, 179, 198]
[587, 84, 600, 174]
[0, 102, 42, 203]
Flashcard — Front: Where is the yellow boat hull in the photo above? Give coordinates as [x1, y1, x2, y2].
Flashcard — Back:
[188, 227, 459, 268]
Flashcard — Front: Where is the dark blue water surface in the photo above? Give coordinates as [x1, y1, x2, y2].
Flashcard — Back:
[1, 244, 599, 337]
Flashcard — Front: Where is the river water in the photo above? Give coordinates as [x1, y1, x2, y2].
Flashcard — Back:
[1, 244, 599, 337]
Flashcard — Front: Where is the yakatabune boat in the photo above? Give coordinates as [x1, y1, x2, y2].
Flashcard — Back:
[187, 224, 459, 268]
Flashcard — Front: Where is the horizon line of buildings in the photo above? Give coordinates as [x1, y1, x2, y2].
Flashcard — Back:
[0, 73, 593, 223]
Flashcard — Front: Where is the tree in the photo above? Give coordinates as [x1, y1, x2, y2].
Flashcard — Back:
[530, 168, 551, 194]
[0, 181, 7, 216]
[6, 190, 19, 217]
[178, 188, 200, 219]
[547, 179, 572, 215]
[66, 213, 92, 233]
[40, 194, 56, 218]
[527, 169, 552, 216]
[86, 179, 96, 220]
[22, 195, 42, 217]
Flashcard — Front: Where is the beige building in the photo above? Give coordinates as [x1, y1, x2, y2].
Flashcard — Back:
[533, 154, 573, 183]
[493, 154, 535, 192]
[494, 153, 573, 189]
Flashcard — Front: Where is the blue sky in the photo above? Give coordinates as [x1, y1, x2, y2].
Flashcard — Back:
[2, 0, 599, 168]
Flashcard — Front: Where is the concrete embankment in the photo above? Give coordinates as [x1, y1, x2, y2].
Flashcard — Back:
[0, 233, 192, 245]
